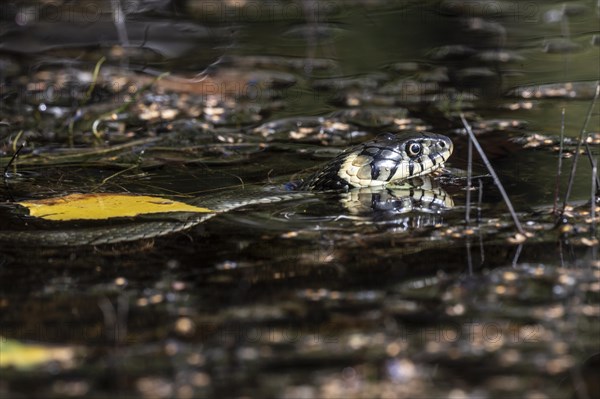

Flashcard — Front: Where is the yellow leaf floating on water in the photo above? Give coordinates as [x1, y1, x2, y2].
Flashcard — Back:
[0, 337, 77, 369]
[17, 193, 214, 221]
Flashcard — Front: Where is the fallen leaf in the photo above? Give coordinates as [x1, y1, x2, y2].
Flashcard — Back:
[18, 193, 213, 221]
[0, 337, 77, 369]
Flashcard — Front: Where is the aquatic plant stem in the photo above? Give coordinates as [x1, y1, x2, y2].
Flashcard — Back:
[477, 178, 485, 265]
[98, 295, 129, 345]
[584, 140, 600, 192]
[3, 141, 26, 203]
[561, 82, 600, 217]
[111, 0, 129, 69]
[85, 56, 106, 104]
[512, 243, 523, 267]
[465, 135, 473, 225]
[592, 158, 597, 238]
[477, 178, 483, 223]
[466, 237, 473, 275]
[11, 130, 23, 154]
[460, 114, 525, 236]
[553, 107, 566, 215]
[3, 140, 25, 177]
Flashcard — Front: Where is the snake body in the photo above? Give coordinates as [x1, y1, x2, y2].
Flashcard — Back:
[0, 132, 453, 246]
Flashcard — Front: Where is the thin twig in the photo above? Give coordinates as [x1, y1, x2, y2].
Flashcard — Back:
[3, 142, 26, 203]
[93, 150, 146, 190]
[553, 107, 566, 215]
[592, 157, 597, 238]
[111, 0, 130, 69]
[478, 225, 485, 266]
[111, 0, 129, 47]
[512, 243, 523, 268]
[12, 136, 160, 166]
[465, 135, 473, 225]
[477, 178, 483, 223]
[561, 82, 600, 216]
[98, 294, 129, 346]
[460, 114, 525, 235]
[466, 237, 473, 276]
[558, 239, 565, 268]
[584, 140, 600, 193]
[3, 141, 26, 177]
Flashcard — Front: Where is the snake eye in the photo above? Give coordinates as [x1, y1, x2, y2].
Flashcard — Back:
[439, 141, 445, 148]
[406, 141, 422, 158]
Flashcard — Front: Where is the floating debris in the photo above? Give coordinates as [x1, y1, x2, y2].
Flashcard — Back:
[543, 38, 582, 54]
[428, 45, 476, 61]
[508, 81, 599, 100]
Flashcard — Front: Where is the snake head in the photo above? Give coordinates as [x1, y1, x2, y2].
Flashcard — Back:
[338, 132, 453, 188]
[303, 132, 453, 190]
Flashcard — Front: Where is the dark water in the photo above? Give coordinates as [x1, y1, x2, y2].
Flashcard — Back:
[0, 1, 599, 398]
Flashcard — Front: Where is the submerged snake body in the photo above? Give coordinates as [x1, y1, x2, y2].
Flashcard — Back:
[0, 132, 453, 246]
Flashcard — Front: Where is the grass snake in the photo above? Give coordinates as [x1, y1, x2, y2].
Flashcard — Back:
[0, 132, 453, 246]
